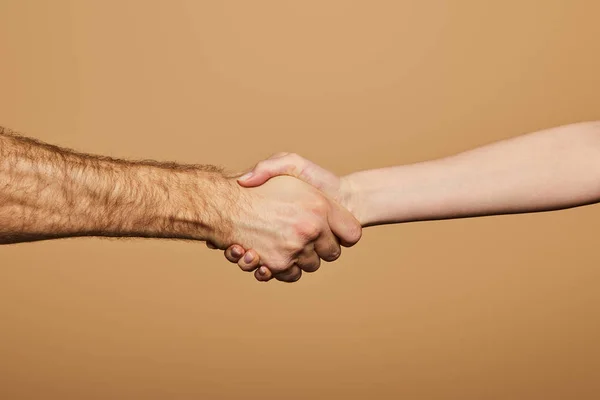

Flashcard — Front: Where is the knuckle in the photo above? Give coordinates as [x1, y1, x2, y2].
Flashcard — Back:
[287, 153, 308, 174]
[310, 197, 329, 215]
[283, 235, 304, 252]
[303, 226, 322, 241]
[269, 255, 294, 272]
[294, 220, 321, 241]
[288, 153, 302, 163]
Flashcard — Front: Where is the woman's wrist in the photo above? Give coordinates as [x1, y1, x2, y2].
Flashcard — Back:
[340, 173, 372, 227]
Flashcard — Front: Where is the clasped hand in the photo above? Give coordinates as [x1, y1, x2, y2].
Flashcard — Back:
[207, 153, 361, 283]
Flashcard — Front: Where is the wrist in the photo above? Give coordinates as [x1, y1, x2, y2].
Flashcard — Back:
[339, 174, 369, 226]
[97, 164, 238, 244]
[156, 167, 240, 245]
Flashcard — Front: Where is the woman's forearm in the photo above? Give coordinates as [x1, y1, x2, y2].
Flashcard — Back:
[346, 121, 600, 226]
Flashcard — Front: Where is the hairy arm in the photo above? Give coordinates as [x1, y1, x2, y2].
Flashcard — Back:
[346, 121, 600, 225]
[0, 126, 361, 283]
[0, 126, 234, 244]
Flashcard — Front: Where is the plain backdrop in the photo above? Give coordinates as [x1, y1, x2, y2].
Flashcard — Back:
[1, 1, 599, 399]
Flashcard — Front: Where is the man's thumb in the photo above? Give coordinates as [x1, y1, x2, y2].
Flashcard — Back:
[237, 167, 270, 187]
[237, 157, 300, 187]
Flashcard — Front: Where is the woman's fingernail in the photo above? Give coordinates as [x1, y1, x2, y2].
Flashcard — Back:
[238, 172, 253, 181]
[259, 267, 266, 275]
[231, 247, 242, 257]
[244, 252, 254, 263]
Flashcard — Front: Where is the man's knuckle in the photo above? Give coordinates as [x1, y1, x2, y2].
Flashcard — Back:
[311, 197, 328, 215]
[293, 220, 320, 241]
[303, 225, 321, 241]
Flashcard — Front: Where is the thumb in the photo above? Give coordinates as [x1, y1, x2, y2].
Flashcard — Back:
[237, 158, 299, 187]
[236, 169, 269, 187]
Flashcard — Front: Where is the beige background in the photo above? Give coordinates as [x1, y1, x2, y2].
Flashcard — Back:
[1, 1, 600, 399]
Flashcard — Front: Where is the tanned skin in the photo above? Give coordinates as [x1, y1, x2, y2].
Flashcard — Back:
[0, 126, 362, 282]
[0, 126, 233, 244]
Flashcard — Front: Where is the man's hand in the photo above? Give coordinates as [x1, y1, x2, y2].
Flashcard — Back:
[0, 127, 359, 283]
[214, 153, 362, 282]
[214, 174, 362, 282]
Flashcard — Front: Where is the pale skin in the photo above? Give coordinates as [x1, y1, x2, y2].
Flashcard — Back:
[224, 121, 600, 281]
[0, 126, 361, 282]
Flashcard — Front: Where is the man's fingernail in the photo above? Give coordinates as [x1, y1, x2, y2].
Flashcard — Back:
[259, 267, 266, 275]
[244, 252, 254, 263]
[231, 247, 242, 257]
[239, 172, 253, 181]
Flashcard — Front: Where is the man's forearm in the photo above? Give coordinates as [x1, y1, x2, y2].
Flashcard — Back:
[0, 127, 234, 244]
[346, 121, 600, 226]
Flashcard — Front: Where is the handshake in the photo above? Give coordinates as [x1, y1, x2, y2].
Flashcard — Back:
[205, 153, 364, 283]
[3, 122, 591, 271]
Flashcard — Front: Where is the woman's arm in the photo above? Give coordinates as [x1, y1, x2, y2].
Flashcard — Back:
[346, 121, 600, 226]
[229, 121, 600, 280]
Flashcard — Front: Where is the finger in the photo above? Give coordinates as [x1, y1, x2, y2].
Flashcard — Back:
[327, 201, 363, 247]
[296, 245, 321, 273]
[314, 231, 342, 262]
[237, 249, 261, 272]
[273, 265, 303, 283]
[206, 241, 218, 249]
[224, 245, 245, 263]
[237, 154, 307, 187]
[254, 265, 274, 282]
